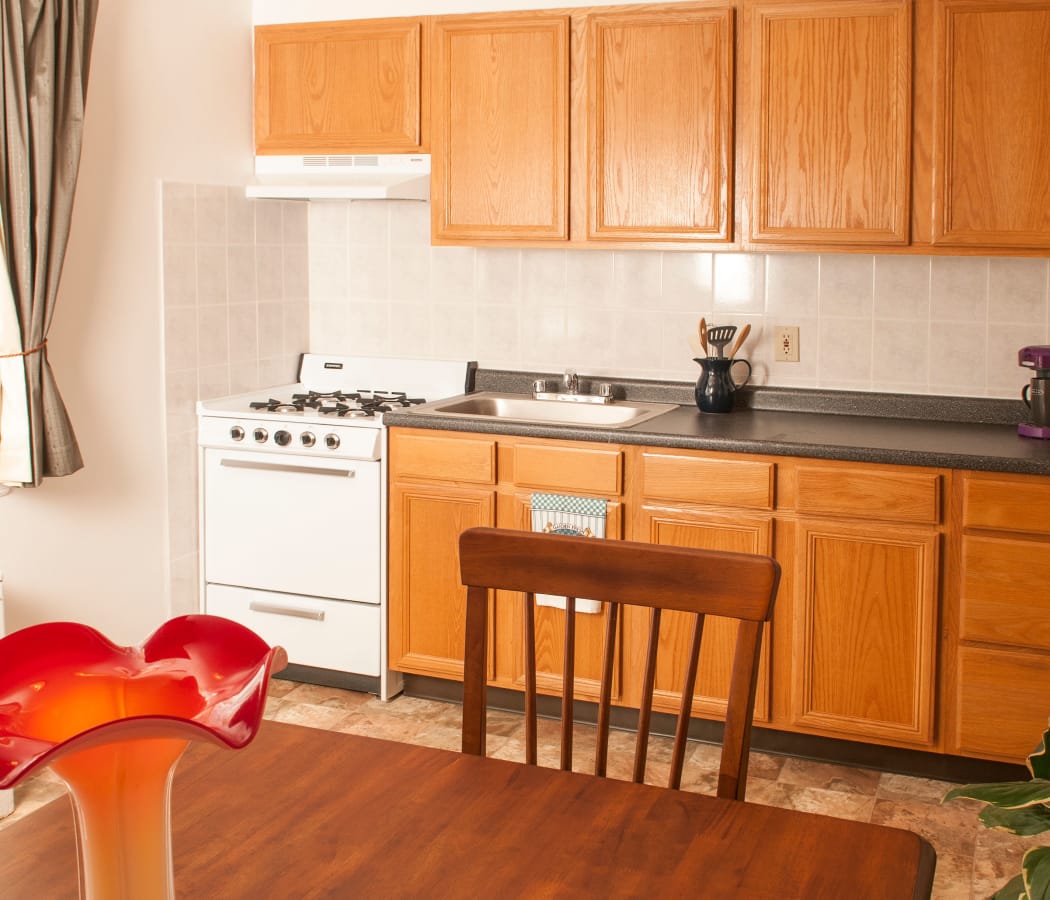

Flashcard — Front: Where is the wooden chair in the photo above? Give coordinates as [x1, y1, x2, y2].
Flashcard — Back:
[459, 527, 781, 801]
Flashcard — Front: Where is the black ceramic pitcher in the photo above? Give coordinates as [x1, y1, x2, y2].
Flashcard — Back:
[694, 357, 751, 413]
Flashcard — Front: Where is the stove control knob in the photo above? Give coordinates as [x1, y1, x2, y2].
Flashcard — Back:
[274, 430, 292, 447]
[253, 427, 268, 444]
[301, 432, 316, 448]
[324, 433, 341, 450]
[230, 425, 245, 441]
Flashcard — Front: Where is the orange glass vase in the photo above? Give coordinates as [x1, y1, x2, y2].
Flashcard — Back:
[0, 615, 287, 899]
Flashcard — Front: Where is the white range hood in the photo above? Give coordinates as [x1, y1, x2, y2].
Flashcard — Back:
[246, 154, 430, 201]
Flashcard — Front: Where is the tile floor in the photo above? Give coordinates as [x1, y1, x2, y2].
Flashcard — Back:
[0, 678, 1035, 899]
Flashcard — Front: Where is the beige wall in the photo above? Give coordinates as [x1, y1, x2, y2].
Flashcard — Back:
[0, 1, 254, 640]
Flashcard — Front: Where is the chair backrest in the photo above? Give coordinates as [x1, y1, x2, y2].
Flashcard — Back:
[459, 526, 781, 801]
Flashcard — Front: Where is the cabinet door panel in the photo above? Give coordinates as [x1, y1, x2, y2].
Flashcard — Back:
[639, 509, 773, 722]
[792, 522, 938, 745]
[587, 6, 734, 241]
[388, 486, 495, 677]
[961, 535, 1050, 650]
[433, 15, 569, 241]
[955, 646, 1050, 762]
[931, 0, 1050, 247]
[254, 19, 424, 154]
[750, 1, 911, 244]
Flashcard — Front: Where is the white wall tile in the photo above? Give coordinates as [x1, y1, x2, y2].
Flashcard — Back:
[389, 200, 431, 245]
[767, 254, 819, 317]
[819, 315, 874, 389]
[928, 320, 988, 394]
[566, 250, 615, 307]
[196, 245, 228, 304]
[195, 186, 228, 244]
[989, 257, 1049, 326]
[872, 319, 929, 388]
[227, 188, 256, 244]
[255, 201, 284, 245]
[309, 201, 350, 244]
[310, 243, 350, 300]
[477, 248, 521, 305]
[662, 252, 713, 311]
[227, 245, 257, 303]
[349, 201, 389, 246]
[163, 244, 197, 307]
[164, 307, 197, 372]
[873, 255, 931, 320]
[162, 184, 195, 244]
[389, 244, 431, 302]
[345, 300, 389, 355]
[388, 301, 432, 357]
[197, 305, 229, 369]
[713, 253, 765, 314]
[429, 246, 475, 304]
[931, 256, 989, 322]
[429, 303, 475, 360]
[228, 303, 259, 364]
[522, 249, 567, 304]
[613, 251, 663, 308]
[819, 254, 874, 318]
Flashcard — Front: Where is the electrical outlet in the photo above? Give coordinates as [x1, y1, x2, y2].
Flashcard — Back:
[775, 326, 800, 362]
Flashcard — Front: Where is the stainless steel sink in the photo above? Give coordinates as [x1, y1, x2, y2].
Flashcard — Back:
[407, 392, 678, 429]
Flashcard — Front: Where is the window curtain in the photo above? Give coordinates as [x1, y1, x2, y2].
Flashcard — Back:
[0, 0, 99, 489]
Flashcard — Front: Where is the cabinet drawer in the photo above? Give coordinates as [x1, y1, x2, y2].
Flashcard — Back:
[955, 645, 1050, 762]
[641, 453, 773, 509]
[962, 475, 1050, 535]
[961, 534, 1050, 651]
[390, 433, 496, 484]
[795, 466, 941, 524]
[514, 444, 622, 495]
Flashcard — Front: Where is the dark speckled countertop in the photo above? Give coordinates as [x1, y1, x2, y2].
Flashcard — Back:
[383, 368, 1050, 477]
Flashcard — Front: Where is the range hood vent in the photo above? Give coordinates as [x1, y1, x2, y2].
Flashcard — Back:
[246, 154, 430, 201]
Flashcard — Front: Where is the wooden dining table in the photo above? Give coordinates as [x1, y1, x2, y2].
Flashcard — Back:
[0, 720, 935, 898]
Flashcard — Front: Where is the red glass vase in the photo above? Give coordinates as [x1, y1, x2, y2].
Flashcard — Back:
[0, 615, 286, 899]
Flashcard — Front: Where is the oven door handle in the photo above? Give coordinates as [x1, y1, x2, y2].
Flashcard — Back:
[249, 600, 326, 622]
[219, 458, 356, 478]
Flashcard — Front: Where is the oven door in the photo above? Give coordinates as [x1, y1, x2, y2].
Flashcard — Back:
[202, 448, 380, 603]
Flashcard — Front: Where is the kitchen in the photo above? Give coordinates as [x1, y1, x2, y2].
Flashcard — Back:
[0, 0, 1047, 894]
[2, 0, 1047, 730]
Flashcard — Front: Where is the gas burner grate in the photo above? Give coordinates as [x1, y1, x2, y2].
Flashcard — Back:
[250, 398, 306, 413]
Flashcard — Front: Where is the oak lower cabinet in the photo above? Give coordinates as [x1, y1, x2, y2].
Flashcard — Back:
[783, 462, 943, 749]
[253, 17, 428, 155]
[630, 450, 776, 722]
[388, 431, 497, 679]
[947, 471, 1050, 763]
[388, 428, 626, 699]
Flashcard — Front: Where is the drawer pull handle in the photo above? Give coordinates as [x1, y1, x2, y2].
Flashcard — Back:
[249, 601, 325, 622]
[220, 459, 355, 478]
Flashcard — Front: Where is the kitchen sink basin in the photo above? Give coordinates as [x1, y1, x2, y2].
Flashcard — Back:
[407, 392, 678, 429]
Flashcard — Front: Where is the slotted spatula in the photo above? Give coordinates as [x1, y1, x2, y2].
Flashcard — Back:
[706, 325, 737, 358]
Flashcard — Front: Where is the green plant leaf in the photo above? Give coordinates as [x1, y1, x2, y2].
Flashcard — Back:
[989, 872, 1026, 900]
[981, 803, 1050, 836]
[946, 780, 1050, 809]
[1030, 723, 1050, 781]
[1025, 846, 1050, 899]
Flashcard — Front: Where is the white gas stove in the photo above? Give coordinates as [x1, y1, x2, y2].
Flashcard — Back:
[197, 354, 475, 699]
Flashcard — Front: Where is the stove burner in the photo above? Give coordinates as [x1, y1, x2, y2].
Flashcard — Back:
[248, 389, 428, 418]
[249, 398, 305, 413]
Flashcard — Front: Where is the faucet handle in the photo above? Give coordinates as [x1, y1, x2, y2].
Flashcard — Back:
[563, 368, 579, 394]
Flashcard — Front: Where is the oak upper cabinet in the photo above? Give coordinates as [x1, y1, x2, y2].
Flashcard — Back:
[586, 5, 735, 242]
[431, 14, 570, 242]
[916, 0, 1050, 249]
[630, 449, 776, 721]
[388, 430, 497, 679]
[947, 472, 1050, 763]
[784, 462, 943, 748]
[254, 18, 427, 155]
[744, 0, 912, 246]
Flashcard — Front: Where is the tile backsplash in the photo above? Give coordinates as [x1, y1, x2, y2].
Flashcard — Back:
[162, 184, 309, 617]
[308, 201, 1050, 400]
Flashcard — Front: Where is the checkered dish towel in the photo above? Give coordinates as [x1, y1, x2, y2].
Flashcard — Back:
[530, 493, 605, 615]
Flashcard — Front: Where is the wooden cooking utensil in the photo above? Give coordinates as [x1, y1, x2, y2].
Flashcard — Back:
[727, 323, 751, 360]
[698, 318, 709, 356]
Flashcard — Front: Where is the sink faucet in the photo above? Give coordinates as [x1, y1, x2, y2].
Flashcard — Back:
[563, 368, 579, 394]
